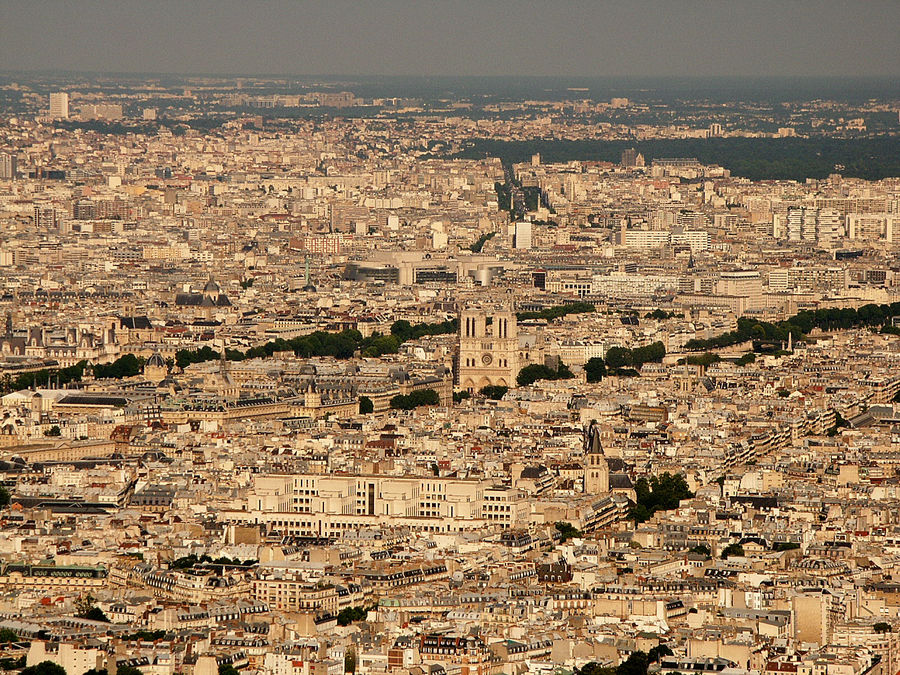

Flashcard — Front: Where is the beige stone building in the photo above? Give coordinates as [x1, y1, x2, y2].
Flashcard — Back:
[458, 306, 544, 391]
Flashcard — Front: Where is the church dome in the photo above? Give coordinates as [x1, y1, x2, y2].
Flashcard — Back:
[146, 352, 166, 368]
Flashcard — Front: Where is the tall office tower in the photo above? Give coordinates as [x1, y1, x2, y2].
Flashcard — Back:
[621, 148, 638, 167]
[513, 221, 532, 250]
[0, 153, 16, 179]
[49, 92, 69, 119]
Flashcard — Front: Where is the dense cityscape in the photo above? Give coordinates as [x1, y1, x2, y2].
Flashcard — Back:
[1, 11, 900, 675]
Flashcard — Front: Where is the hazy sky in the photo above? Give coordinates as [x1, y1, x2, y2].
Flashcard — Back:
[1, 0, 898, 78]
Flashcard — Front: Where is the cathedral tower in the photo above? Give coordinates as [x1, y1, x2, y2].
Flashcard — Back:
[458, 306, 521, 392]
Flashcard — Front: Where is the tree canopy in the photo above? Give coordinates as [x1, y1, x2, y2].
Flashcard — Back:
[173, 318, 459, 372]
[94, 354, 144, 379]
[630, 473, 694, 523]
[337, 606, 369, 626]
[469, 232, 496, 252]
[648, 645, 674, 664]
[454, 136, 900, 182]
[604, 342, 666, 371]
[517, 361, 574, 387]
[358, 396, 374, 415]
[22, 663, 68, 675]
[585, 357, 607, 383]
[390, 389, 440, 410]
[555, 521, 582, 542]
[75, 595, 109, 623]
[576, 650, 654, 675]
[685, 304, 900, 352]
[516, 302, 595, 322]
[722, 543, 745, 559]
[479, 385, 508, 400]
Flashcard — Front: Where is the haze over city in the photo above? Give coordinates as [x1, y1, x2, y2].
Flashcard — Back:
[1, 4, 900, 675]
[2, 0, 899, 77]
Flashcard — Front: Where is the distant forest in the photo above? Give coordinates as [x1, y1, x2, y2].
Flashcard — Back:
[451, 136, 900, 182]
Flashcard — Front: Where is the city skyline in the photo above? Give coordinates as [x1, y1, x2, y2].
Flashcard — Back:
[2, 4, 900, 675]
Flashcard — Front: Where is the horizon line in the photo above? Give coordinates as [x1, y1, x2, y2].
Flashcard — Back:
[2, 70, 899, 82]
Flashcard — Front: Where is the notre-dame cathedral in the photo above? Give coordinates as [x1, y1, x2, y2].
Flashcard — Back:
[457, 306, 544, 392]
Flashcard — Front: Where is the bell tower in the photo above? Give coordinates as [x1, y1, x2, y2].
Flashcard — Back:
[583, 419, 609, 494]
[458, 306, 520, 393]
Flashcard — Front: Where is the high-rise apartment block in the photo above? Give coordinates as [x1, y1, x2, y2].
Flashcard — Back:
[620, 148, 645, 168]
[0, 153, 16, 179]
[513, 221, 532, 250]
[34, 205, 62, 230]
[49, 92, 69, 119]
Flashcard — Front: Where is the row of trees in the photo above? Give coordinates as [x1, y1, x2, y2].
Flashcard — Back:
[685, 304, 900, 352]
[169, 553, 256, 569]
[469, 231, 496, 252]
[576, 646, 673, 675]
[175, 318, 460, 371]
[9, 661, 219, 675]
[494, 182, 513, 212]
[605, 342, 666, 370]
[93, 354, 144, 379]
[459, 136, 900, 182]
[684, 352, 721, 367]
[389, 389, 440, 410]
[516, 302, 595, 322]
[584, 341, 668, 383]
[517, 362, 574, 387]
[119, 630, 168, 642]
[389, 318, 458, 342]
[0, 353, 149, 395]
[1, 360, 85, 394]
